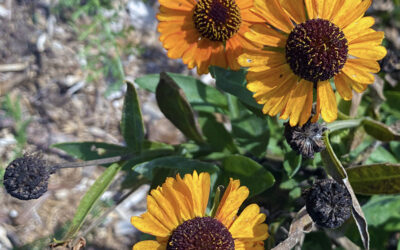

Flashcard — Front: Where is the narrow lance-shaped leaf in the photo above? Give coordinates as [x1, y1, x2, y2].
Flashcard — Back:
[347, 163, 400, 195]
[362, 118, 400, 142]
[121, 81, 145, 152]
[135, 72, 228, 113]
[62, 163, 123, 241]
[156, 72, 205, 144]
[52, 142, 130, 161]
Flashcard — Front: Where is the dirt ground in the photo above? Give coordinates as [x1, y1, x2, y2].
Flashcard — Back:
[0, 0, 187, 249]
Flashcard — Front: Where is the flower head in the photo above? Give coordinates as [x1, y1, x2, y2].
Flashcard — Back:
[157, 0, 264, 74]
[238, 0, 387, 126]
[131, 171, 269, 249]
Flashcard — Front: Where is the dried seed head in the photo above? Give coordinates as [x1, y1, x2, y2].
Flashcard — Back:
[303, 179, 352, 229]
[3, 154, 52, 200]
[284, 120, 327, 158]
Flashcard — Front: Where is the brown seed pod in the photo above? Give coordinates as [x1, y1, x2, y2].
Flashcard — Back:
[3, 154, 52, 200]
[303, 179, 352, 229]
[284, 121, 327, 159]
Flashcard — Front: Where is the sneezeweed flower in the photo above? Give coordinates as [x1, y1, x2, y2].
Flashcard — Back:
[303, 179, 352, 229]
[238, 0, 387, 126]
[131, 171, 269, 249]
[157, 0, 264, 74]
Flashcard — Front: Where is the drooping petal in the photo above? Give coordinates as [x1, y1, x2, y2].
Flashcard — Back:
[229, 204, 269, 240]
[317, 81, 337, 122]
[334, 73, 353, 101]
[280, 80, 313, 126]
[342, 60, 376, 83]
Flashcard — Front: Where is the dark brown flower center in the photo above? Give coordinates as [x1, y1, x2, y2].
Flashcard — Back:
[285, 18, 348, 82]
[193, 0, 241, 42]
[167, 217, 235, 250]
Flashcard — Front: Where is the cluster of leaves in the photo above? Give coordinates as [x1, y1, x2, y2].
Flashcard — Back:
[47, 59, 400, 249]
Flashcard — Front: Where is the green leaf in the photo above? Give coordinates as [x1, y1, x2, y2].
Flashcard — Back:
[347, 163, 400, 195]
[362, 118, 400, 142]
[133, 156, 220, 190]
[121, 81, 145, 151]
[221, 155, 275, 197]
[231, 105, 270, 158]
[52, 142, 129, 161]
[363, 195, 400, 227]
[209, 66, 262, 110]
[135, 72, 228, 113]
[156, 72, 205, 144]
[198, 112, 238, 153]
[62, 163, 122, 240]
[303, 232, 332, 250]
[283, 150, 302, 178]
[366, 147, 398, 164]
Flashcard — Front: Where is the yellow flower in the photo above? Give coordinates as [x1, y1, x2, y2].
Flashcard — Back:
[131, 171, 269, 249]
[157, 0, 264, 74]
[238, 0, 387, 126]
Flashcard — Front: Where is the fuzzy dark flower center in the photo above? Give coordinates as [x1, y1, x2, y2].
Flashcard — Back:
[167, 217, 235, 250]
[285, 18, 348, 82]
[193, 0, 241, 42]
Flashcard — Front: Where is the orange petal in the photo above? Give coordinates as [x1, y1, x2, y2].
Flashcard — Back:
[333, 0, 372, 29]
[131, 212, 171, 238]
[215, 179, 249, 229]
[133, 240, 165, 250]
[280, 80, 313, 126]
[158, 0, 195, 11]
[343, 16, 375, 40]
[334, 73, 353, 101]
[342, 60, 376, 83]
[253, 0, 294, 33]
[245, 24, 287, 47]
[241, 9, 265, 23]
[229, 204, 269, 240]
[298, 83, 314, 126]
[304, 0, 317, 19]
[238, 50, 286, 72]
[280, 0, 306, 24]
[317, 81, 337, 122]
[348, 45, 387, 60]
